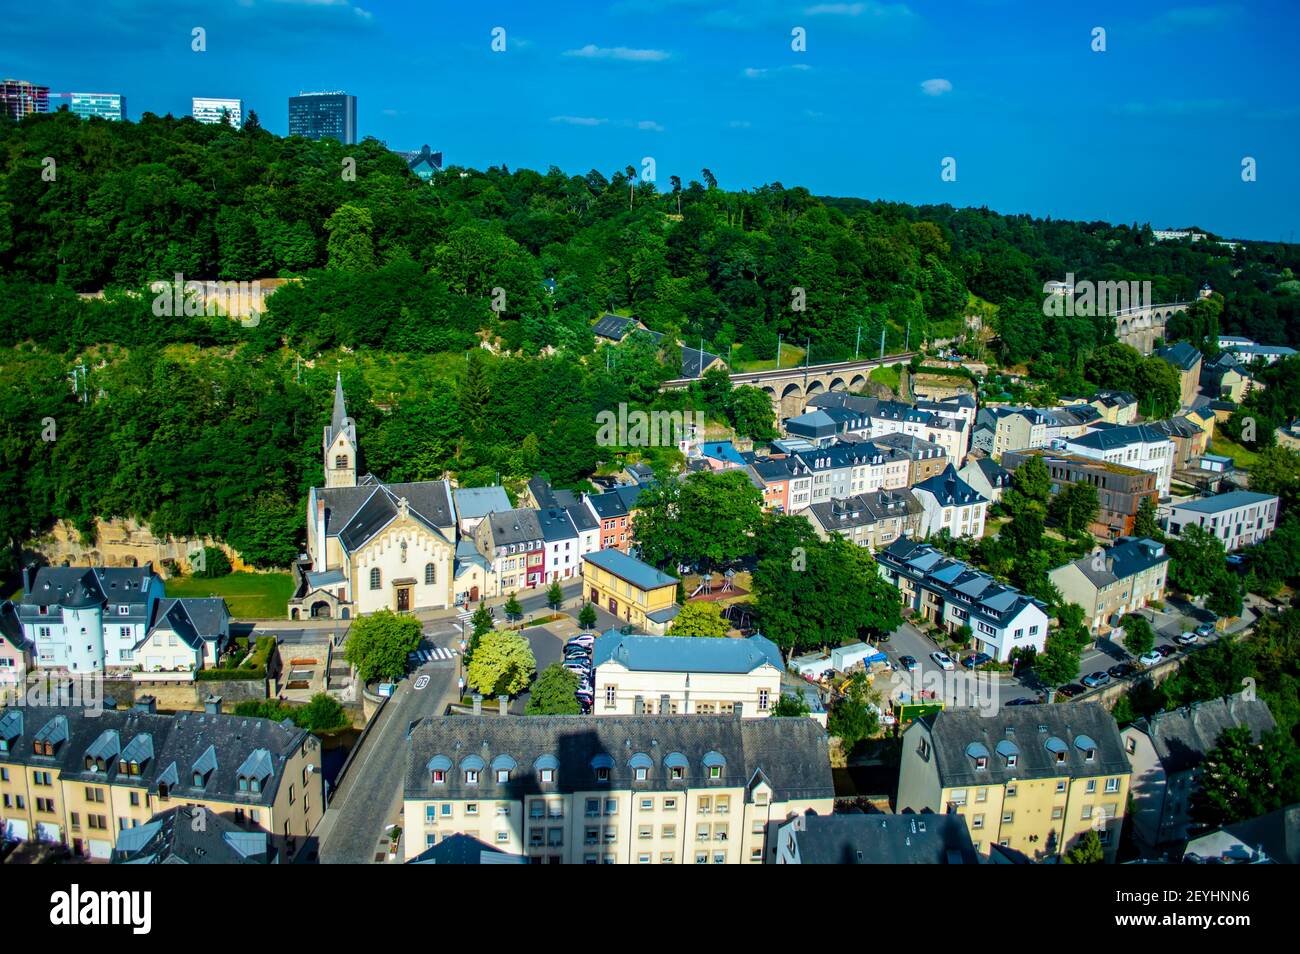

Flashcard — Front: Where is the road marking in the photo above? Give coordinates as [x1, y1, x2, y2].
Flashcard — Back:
[414, 675, 429, 690]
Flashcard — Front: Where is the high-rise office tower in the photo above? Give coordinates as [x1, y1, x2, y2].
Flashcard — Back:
[192, 97, 244, 129]
[68, 92, 127, 121]
[1, 79, 50, 119]
[288, 91, 357, 144]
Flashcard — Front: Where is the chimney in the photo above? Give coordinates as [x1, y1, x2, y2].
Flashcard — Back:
[498, 694, 509, 717]
[135, 695, 157, 714]
[659, 694, 671, 715]
[21, 564, 32, 595]
[204, 695, 222, 715]
[633, 695, 644, 715]
[472, 693, 483, 716]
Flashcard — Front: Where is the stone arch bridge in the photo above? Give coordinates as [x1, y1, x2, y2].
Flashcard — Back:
[1113, 301, 1193, 355]
[662, 352, 919, 419]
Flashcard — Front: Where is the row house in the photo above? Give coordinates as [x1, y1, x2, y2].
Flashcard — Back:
[1001, 449, 1159, 539]
[1148, 412, 1214, 470]
[0, 700, 322, 862]
[1049, 537, 1170, 634]
[796, 442, 910, 508]
[870, 432, 949, 486]
[805, 490, 924, 551]
[877, 538, 1048, 662]
[897, 703, 1131, 862]
[977, 404, 1099, 458]
[911, 465, 988, 540]
[474, 509, 546, 593]
[403, 715, 835, 864]
[0, 601, 32, 688]
[585, 485, 646, 553]
[1165, 490, 1279, 552]
[803, 393, 972, 464]
[1155, 342, 1204, 409]
[747, 456, 812, 513]
[1087, 390, 1138, 425]
[956, 457, 1012, 505]
[1059, 423, 1176, 497]
[536, 506, 601, 584]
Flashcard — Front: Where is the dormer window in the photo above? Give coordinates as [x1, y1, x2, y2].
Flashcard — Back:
[193, 771, 204, 786]
[596, 767, 610, 783]
[1007, 754, 1018, 767]
[975, 756, 987, 771]
[465, 769, 479, 785]
[540, 768, 554, 783]
[432, 769, 446, 784]
[495, 769, 509, 784]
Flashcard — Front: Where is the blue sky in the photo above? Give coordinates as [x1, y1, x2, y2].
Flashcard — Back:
[5, 0, 1297, 240]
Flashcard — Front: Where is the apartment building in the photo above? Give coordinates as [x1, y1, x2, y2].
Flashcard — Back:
[0, 700, 322, 861]
[536, 506, 599, 584]
[804, 393, 971, 464]
[977, 405, 1099, 457]
[910, 465, 987, 539]
[1059, 424, 1176, 496]
[897, 703, 1131, 862]
[585, 485, 645, 553]
[403, 715, 835, 864]
[582, 550, 679, 635]
[1148, 414, 1213, 470]
[877, 538, 1049, 662]
[1121, 693, 1275, 850]
[1165, 490, 1279, 552]
[1001, 449, 1159, 539]
[1049, 537, 1170, 634]
[870, 432, 949, 485]
[748, 456, 813, 513]
[805, 490, 923, 551]
[592, 632, 784, 717]
[795, 442, 910, 506]
[1087, 390, 1138, 425]
[1155, 342, 1203, 409]
[776, 812, 979, 864]
[957, 457, 1011, 505]
[474, 509, 545, 592]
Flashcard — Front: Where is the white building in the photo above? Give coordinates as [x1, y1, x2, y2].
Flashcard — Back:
[592, 631, 785, 717]
[910, 465, 987, 540]
[538, 506, 600, 584]
[1165, 491, 1279, 552]
[192, 97, 244, 128]
[1059, 424, 1176, 497]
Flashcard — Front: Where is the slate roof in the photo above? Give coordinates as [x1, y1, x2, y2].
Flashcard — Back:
[405, 715, 834, 803]
[321, 478, 454, 550]
[593, 632, 782, 674]
[481, 508, 544, 548]
[786, 813, 978, 864]
[1059, 537, 1169, 588]
[1130, 693, 1276, 774]
[112, 806, 271, 864]
[452, 486, 512, 522]
[536, 506, 579, 544]
[1169, 490, 1276, 514]
[564, 503, 599, 534]
[700, 441, 746, 466]
[1067, 423, 1173, 451]
[809, 490, 921, 531]
[408, 833, 528, 864]
[0, 600, 28, 651]
[583, 549, 677, 591]
[1183, 803, 1300, 865]
[21, 565, 155, 611]
[970, 457, 1011, 489]
[871, 432, 947, 460]
[912, 465, 987, 507]
[879, 539, 1045, 629]
[593, 313, 638, 341]
[1156, 341, 1203, 372]
[0, 705, 312, 807]
[680, 344, 723, 379]
[784, 410, 839, 439]
[144, 598, 228, 650]
[325, 371, 356, 450]
[586, 485, 644, 520]
[1092, 390, 1137, 408]
[916, 702, 1129, 788]
[749, 457, 804, 483]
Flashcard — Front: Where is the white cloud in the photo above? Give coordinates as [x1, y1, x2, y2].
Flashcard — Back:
[743, 67, 769, 78]
[550, 115, 609, 126]
[920, 78, 953, 96]
[636, 120, 665, 132]
[563, 44, 670, 62]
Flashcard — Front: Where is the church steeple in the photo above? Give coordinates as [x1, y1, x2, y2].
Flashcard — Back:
[323, 371, 358, 489]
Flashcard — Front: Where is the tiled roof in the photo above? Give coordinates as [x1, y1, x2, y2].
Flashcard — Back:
[112, 806, 270, 864]
[593, 632, 782, 674]
[583, 549, 678, 591]
[1131, 693, 1276, 774]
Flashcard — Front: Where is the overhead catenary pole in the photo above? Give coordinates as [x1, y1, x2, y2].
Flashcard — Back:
[879, 326, 885, 360]
[855, 324, 861, 359]
[776, 334, 782, 369]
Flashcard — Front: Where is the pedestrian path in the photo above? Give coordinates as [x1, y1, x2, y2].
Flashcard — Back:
[408, 646, 456, 665]
[456, 608, 474, 624]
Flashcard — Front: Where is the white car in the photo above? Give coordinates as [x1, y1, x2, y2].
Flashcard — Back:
[1138, 650, 1162, 667]
[930, 651, 955, 671]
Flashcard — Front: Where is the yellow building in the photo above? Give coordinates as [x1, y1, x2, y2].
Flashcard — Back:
[581, 550, 680, 635]
[403, 715, 835, 864]
[897, 703, 1130, 862]
[0, 699, 323, 861]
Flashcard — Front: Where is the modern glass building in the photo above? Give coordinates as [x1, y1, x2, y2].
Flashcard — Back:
[69, 92, 127, 121]
[288, 91, 357, 144]
[1, 79, 50, 119]
[192, 97, 244, 128]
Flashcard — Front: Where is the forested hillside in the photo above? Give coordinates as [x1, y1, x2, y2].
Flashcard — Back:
[2, 109, 1299, 572]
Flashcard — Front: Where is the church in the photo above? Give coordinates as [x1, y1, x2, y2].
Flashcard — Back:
[287, 375, 493, 620]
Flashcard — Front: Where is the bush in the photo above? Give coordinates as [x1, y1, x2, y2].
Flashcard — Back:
[192, 545, 232, 578]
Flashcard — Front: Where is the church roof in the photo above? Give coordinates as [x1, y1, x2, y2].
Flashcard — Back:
[331, 482, 455, 553]
[325, 371, 356, 449]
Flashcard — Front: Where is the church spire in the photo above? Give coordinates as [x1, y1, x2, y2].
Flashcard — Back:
[332, 371, 349, 432]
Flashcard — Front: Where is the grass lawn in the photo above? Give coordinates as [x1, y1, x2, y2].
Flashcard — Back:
[1209, 436, 1260, 470]
[166, 572, 294, 619]
[869, 364, 901, 393]
[734, 344, 807, 373]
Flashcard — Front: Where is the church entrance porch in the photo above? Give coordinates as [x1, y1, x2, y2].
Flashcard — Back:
[393, 581, 414, 613]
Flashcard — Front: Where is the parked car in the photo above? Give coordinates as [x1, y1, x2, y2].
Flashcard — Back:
[566, 634, 596, 650]
[1175, 631, 1199, 646]
[1108, 663, 1136, 679]
[1194, 621, 1217, 638]
[961, 652, 993, 669]
[930, 651, 955, 671]
[1138, 650, 1163, 667]
[1082, 671, 1111, 689]
[1005, 697, 1038, 706]
[899, 655, 918, 672]
[1156, 644, 1177, 657]
[875, 631, 891, 643]
[564, 644, 591, 659]
[1057, 683, 1085, 698]
[562, 660, 591, 675]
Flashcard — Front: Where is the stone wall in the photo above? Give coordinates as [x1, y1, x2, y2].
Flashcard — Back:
[27, 516, 253, 576]
[103, 676, 272, 713]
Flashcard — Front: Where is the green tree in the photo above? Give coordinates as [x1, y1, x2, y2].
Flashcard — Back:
[772, 693, 811, 717]
[1206, 572, 1243, 619]
[633, 470, 762, 570]
[503, 592, 523, 620]
[547, 580, 564, 610]
[1048, 481, 1099, 535]
[1133, 496, 1162, 539]
[1168, 523, 1229, 597]
[324, 204, 376, 272]
[668, 601, 729, 637]
[192, 545, 232, 578]
[525, 663, 581, 715]
[1245, 446, 1300, 513]
[467, 603, 494, 660]
[728, 386, 778, 442]
[344, 610, 423, 683]
[467, 628, 537, 697]
[1121, 613, 1156, 658]
[1191, 728, 1300, 828]
[1062, 829, 1104, 864]
[828, 672, 879, 753]
[296, 692, 351, 732]
[578, 602, 598, 630]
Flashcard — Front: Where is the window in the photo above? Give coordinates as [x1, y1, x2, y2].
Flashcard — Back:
[634, 767, 647, 782]
[425, 563, 436, 585]
[1085, 779, 1096, 794]
[1002, 812, 1014, 824]
[496, 769, 509, 784]
[662, 824, 677, 839]
[708, 765, 721, 780]
[974, 756, 988, 771]
[975, 788, 987, 803]
[1055, 780, 1066, 794]
[664, 798, 677, 811]
[670, 766, 684, 780]
[465, 803, 479, 816]
[465, 770, 479, 785]
[639, 826, 653, 840]
[972, 815, 984, 830]
[540, 768, 555, 784]
[1006, 753, 1017, 768]
[496, 804, 510, 816]
[1081, 805, 1093, 820]
[605, 685, 617, 709]
[640, 798, 653, 811]
[370, 568, 381, 590]
[432, 770, 446, 785]
[495, 831, 509, 844]
[1051, 807, 1064, 820]
[596, 767, 610, 783]
[1006, 785, 1017, 798]
[605, 798, 617, 815]
[1105, 778, 1120, 794]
